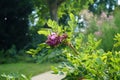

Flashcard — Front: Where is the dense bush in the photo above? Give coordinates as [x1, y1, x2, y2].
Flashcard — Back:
[28, 13, 120, 79]
[0, 46, 33, 64]
[52, 34, 120, 80]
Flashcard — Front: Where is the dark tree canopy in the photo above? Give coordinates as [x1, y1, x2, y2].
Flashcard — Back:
[0, 0, 33, 50]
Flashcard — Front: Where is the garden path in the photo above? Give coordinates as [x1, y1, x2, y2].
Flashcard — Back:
[31, 71, 65, 80]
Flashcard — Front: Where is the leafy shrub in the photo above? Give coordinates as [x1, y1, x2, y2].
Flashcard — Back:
[0, 46, 33, 64]
[28, 13, 120, 79]
[52, 34, 120, 80]
[114, 33, 120, 48]
[1, 72, 31, 80]
[0, 45, 17, 64]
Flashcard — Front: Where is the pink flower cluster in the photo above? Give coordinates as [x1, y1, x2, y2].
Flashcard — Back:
[46, 32, 67, 47]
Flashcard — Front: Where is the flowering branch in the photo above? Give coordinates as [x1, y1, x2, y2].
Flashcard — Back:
[46, 32, 78, 55]
[67, 42, 79, 55]
[46, 32, 67, 47]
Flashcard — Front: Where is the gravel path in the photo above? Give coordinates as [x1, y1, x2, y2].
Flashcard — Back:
[31, 71, 65, 80]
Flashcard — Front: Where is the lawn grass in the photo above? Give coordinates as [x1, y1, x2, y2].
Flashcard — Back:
[0, 62, 57, 79]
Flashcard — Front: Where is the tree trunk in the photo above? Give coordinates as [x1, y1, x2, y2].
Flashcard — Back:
[49, 1, 58, 22]
[47, 0, 65, 22]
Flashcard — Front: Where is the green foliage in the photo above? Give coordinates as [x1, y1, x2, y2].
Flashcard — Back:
[26, 43, 47, 56]
[58, 0, 94, 17]
[28, 12, 120, 79]
[100, 22, 118, 51]
[31, 0, 94, 23]
[1, 73, 31, 80]
[31, 0, 49, 22]
[37, 29, 50, 36]
[0, 45, 17, 64]
[47, 19, 63, 33]
[28, 25, 47, 49]
[0, 46, 33, 64]
[114, 33, 120, 47]
[26, 39, 66, 63]
[114, 8, 120, 29]
[37, 19, 63, 35]
[27, 13, 78, 62]
[86, 19, 98, 34]
[52, 34, 120, 80]
[40, 13, 120, 79]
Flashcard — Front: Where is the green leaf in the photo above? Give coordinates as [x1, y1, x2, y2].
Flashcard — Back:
[47, 19, 63, 33]
[47, 19, 59, 30]
[47, 19, 53, 27]
[26, 49, 36, 55]
[69, 13, 75, 21]
[96, 57, 103, 65]
[21, 74, 29, 80]
[58, 26, 62, 33]
[37, 43, 46, 48]
[37, 28, 50, 36]
[51, 66, 59, 74]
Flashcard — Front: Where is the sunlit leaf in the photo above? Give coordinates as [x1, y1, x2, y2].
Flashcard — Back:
[37, 28, 50, 36]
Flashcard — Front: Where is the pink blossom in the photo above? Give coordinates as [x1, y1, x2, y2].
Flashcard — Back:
[46, 32, 67, 47]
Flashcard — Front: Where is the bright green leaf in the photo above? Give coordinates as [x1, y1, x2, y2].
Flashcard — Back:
[37, 28, 50, 36]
